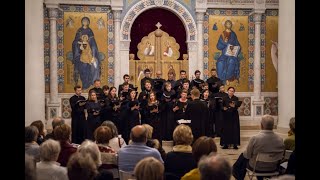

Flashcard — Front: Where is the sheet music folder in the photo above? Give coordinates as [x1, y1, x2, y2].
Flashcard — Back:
[230, 100, 242, 107]
[177, 119, 191, 124]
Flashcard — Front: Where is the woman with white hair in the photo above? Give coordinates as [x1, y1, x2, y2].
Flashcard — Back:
[36, 139, 68, 180]
[78, 140, 114, 180]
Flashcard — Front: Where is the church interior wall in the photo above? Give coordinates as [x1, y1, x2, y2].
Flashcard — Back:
[41, 0, 281, 126]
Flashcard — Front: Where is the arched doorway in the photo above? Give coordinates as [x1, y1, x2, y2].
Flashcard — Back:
[117, 0, 198, 89]
[128, 8, 189, 91]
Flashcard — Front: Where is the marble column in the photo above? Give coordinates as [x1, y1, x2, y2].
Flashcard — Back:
[25, 0, 45, 126]
[113, 10, 121, 89]
[46, 6, 60, 121]
[119, 40, 130, 83]
[251, 13, 265, 120]
[196, 12, 204, 79]
[187, 42, 198, 80]
[278, 0, 295, 129]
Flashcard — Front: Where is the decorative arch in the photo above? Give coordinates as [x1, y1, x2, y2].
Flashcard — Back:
[120, 0, 197, 42]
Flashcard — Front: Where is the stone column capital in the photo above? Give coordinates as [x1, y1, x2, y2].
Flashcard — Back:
[120, 40, 130, 51]
[253, 13, 262, 23]
[187, 41, 198, 52]
[113, 10, 122, 21]
[196, 12, 205, 22]
[48, 8, 59, 19]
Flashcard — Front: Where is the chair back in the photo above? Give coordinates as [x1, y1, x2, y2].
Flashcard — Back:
[256, 152, 283, 163]
[119, 170, 135, 180]
[246, 152, 284, 180]
[284, 150, 293, 160]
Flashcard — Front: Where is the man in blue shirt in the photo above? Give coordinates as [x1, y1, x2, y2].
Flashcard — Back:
[118, 125, 164, 172]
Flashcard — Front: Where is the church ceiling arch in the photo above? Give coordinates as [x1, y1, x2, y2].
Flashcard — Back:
[120, 0, 197, 42]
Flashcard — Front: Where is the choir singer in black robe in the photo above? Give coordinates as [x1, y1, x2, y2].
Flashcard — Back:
[220, 86, 241, 149]
[213, 85, 228, 137]
[69, 85, 86, 144]
[185, 88, 208, 141]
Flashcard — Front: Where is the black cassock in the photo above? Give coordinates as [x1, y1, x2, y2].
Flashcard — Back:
[138, 90, 151, 124]
[220, 95, 241, 146]
[185, 99, 208, 141]
[120, 98, 140, 143]
[146, 101, 162, 141]
[213, 91, 228, 137]
[173, 99, 188, 121]
[106, 97, 121, 133]
[85, 100, 101, 140]
[160, 90, 176, 140]
[201, 98, 215, 138]
[69, 95, 86, 144]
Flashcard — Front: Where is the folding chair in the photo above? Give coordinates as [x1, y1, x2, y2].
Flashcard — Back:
[284, 150, 293, 161]
[246, 152, 284, 180]
[119, 170, 135, 180]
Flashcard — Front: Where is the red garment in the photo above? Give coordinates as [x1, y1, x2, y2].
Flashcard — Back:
[57, 141, 77, 167]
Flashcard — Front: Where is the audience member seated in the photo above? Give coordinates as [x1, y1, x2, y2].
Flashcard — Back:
[198, 153, 232, 180]
[142, 124, 166, 161]
[94, 126, 119, 178]
[44, 117, 65, 140]
[25, 126, 40, 162]
[30, 120, 46, 145]
[165, 124, 196, 180]
[118, 125, 164, 172]
[78, 140, 114, 180]
[101, 120, 127, 152]
[36, 139, 68, 180]
[284, 117, 295, 151]
[134, 157, 165, 180]
[54, 124, 77, 167]
[67, 152, 98, 180]
[232, 115, 285, 180]
[25, 154, 36, 180]
[181, 136, 218, 180]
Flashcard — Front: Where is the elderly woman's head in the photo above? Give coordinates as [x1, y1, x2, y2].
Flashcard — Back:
[25, 126, 39, 143]
[77, 140, 102, 167]
[39, 139, 61, 162]
[94, 126, 113, 144]
[134, 157, 164, 180]
[54, 124, 71, 142]
[173, 124, 193, 145]
[101, 121, 118, 137]
[192, 136, 218, 163]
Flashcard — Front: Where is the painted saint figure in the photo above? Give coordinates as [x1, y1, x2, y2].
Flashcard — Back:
[144, 41, 155, 56]
[216, 20, 241, 85]
[72, 17, 100, 89]
[163, 41, 173, 57]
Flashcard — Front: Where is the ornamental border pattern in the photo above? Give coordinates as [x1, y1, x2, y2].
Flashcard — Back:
[121, 0, 196, 41]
